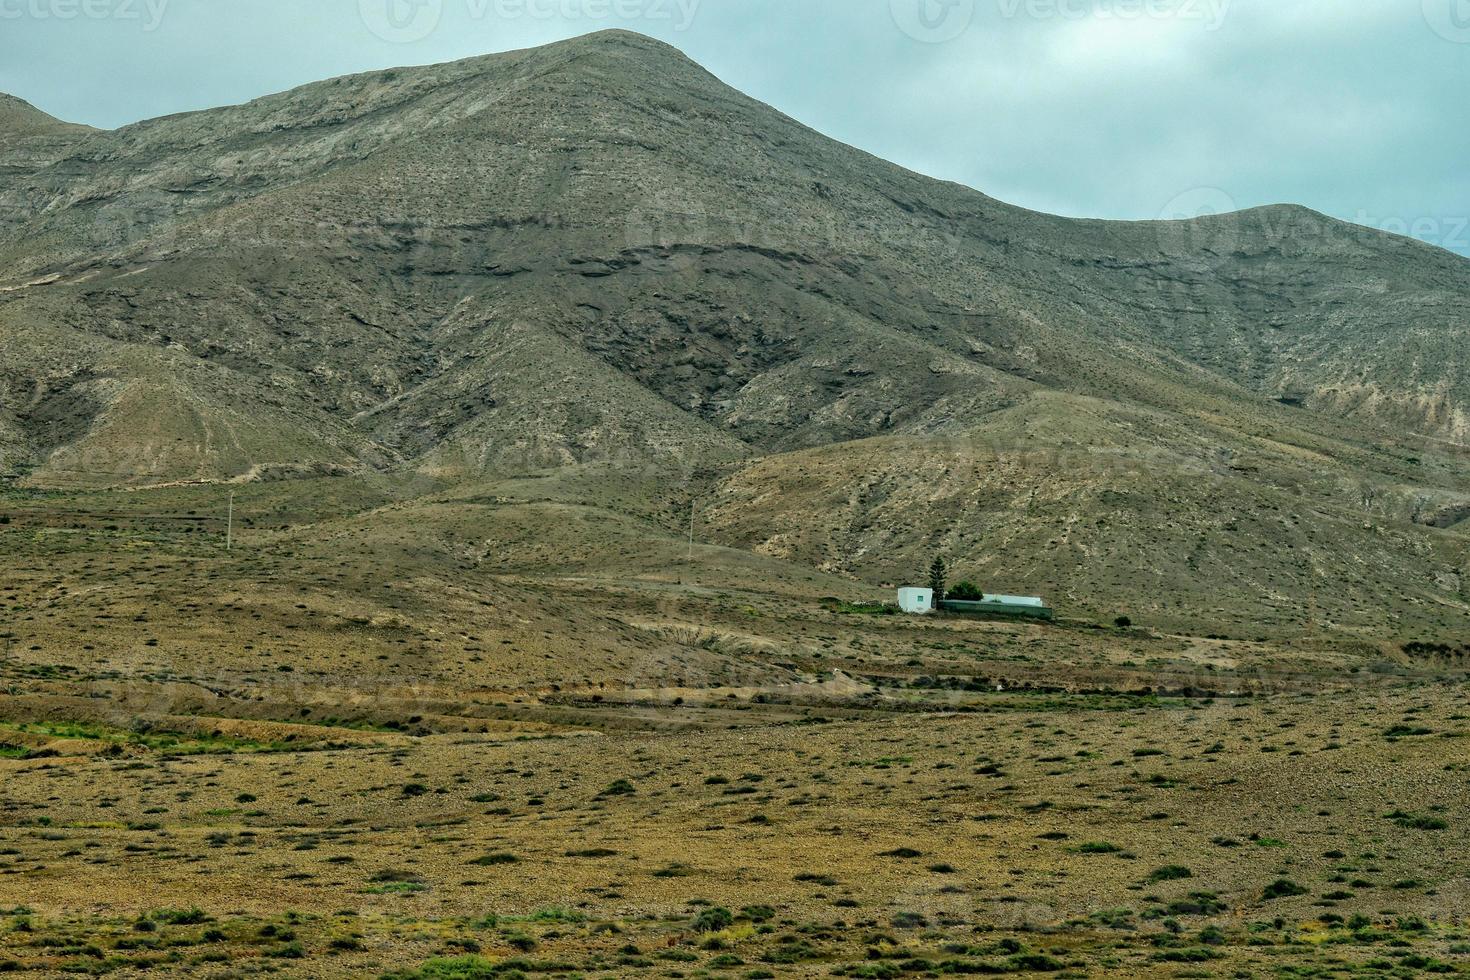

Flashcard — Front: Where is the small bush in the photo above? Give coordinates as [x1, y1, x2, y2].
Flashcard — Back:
[945, 580, 983, 601]
[1262, 879, 1308, 900]
[1148, 865, 1193, 883]
[1386, 811, 1448, 830]
[693, 907, 733, 933]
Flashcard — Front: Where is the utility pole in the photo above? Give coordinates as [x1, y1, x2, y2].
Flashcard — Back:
[226, 491, 234, 552]
[687, 498, 697, 566]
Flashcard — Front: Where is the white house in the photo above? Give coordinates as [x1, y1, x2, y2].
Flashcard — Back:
[897, 587, 935, 614]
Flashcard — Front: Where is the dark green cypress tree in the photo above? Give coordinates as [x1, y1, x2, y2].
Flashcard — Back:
[928, 556, 947, 601]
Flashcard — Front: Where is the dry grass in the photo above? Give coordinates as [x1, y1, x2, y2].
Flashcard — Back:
[1, 478, 1466, 976]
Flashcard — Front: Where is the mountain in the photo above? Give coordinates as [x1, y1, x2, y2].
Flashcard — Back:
[1, 30, 1467, 637]
[0, 93, 95, 173]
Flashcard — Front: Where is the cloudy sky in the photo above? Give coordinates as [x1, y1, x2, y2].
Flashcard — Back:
[3, 0, 1467, 255]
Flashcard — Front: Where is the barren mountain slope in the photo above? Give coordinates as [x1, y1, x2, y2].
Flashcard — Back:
[704, 390, 1470, 636]
[0, 30, 1467, 638]
[0, 93, 95, 180]
[1, 31, 1467, 477]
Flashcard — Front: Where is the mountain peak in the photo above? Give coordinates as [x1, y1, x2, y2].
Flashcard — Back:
[0, 92, 93, 138]
[558, 27, 678, 48]
[540, 28, 693, 57]
[490, 28, 708, 80]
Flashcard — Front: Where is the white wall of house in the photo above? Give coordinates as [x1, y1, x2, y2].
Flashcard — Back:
[897, 588, 935, 614]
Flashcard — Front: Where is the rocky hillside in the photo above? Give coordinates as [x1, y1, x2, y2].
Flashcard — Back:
[0, 30, 1466, 636]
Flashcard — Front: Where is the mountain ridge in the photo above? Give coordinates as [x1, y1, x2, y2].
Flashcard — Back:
[3, 30, 1466, 465]
[0, 29, 1466, 636]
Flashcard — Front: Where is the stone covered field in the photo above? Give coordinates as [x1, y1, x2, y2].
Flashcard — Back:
[2, 684, 1467, 978]
[1, 479, 1467, 977]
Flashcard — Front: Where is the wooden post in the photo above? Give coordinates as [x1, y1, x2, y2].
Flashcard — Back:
[687, 498, 696, 566]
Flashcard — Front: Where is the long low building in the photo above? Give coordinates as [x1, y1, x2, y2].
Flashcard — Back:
[939, 594, 1055, 621]
[896, 588, 1054, 619]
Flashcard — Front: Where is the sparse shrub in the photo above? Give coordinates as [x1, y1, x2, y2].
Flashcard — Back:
[378, 956, 498, 980]
[1262, 879, 1308, 900]
[1386, 810, 1448, 830]
[1007, 952, 1067, 971]
[693, 907, 733, 933]
[1152, 947, 1220, 963]
[1148, 865, 1193, 883]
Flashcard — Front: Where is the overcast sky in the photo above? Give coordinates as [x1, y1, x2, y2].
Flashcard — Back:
[3, 0, 1467, 255]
